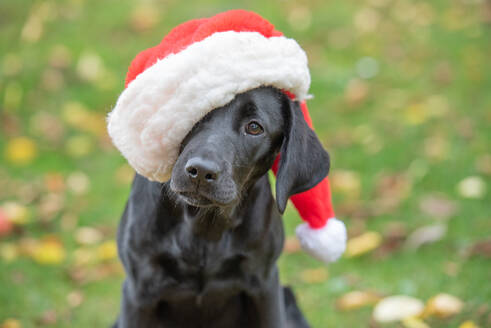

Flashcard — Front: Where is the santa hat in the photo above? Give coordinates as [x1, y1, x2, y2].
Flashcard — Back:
[107, 10, 346, 264]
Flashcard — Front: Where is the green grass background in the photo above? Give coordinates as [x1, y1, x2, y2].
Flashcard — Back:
[0, 0, 490, 327]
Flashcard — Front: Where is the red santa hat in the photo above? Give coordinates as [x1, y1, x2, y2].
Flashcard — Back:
[107, 10, 346, 264]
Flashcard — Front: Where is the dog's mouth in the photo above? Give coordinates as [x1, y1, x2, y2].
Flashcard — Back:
[178, 192, 220, 207]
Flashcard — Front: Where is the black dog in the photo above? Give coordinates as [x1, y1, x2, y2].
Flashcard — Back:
[114, 87, 330, 328]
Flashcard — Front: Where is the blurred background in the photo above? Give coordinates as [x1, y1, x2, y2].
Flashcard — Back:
[0, 0, 490, 327]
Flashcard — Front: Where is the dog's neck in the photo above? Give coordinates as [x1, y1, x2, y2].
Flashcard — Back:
[158, 174, 273, 242]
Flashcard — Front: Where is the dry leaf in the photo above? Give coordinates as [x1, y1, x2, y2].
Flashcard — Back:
[1, 202, 30, 225]
[97, 240, 118, 261]
[405, 224, 447, 249]
[373, 295, 425, 323]
[336, 290, 381, 311]
[67, 290, 84, 308]
[4, 137, 37, 165]
[402, 317, 430, 328]
[1, 318, 21, 328]
[130, 4, 160, 32]
[76, 51, 105, 82]
[344, 79, 369, 107]
[37, 309, 57, 325]
[468, 240, 491, 259]
[75, 227, 103, 245]
[49, 45, 72, 69]
[32, 237, 66, 265]
[424, 293, 464, 318]
[65, 135, 93, 157]
[331, 170, 361, 198]
[346, 231, 382, 258]
[419, 194, 457, 219]
[283, 236, 301, 254]
[457, 176, 486, 199]
[300, 268, 328, 284]
[459, 320, 479, 328]
[0, 243, 18, 262]
[0, 209, 13, 237]
[66, 171, 90, 195]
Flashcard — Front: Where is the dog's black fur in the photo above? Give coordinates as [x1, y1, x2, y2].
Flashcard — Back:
[114, 87, 330, 328]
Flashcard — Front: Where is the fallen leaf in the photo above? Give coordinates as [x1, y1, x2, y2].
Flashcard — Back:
[1, 202, 30, 225]
[300, 267, 328, 284]
[32, 237, 66, 265]
[66, 171, 90, 195]
[283, 236, 301, 254]
[287, 5, 312, 31]
[0, 243, 18, 262]
[38, 193, 65, 221]
[1, 318, 21, 328]
[65, 135, 93, 157]
[130, 4, 160, 32]
[76, 51, 105, 82]
[468, 240, 491, 259]
[336, 290, 381, 310]
[424, 293, 464, 318]
[30, 112, 65, 143]
[49, 45, 72, 69]
[475, 154, 491, 175]
[37, 309, 57, 325]
[75, 227, 103, 245]
[97, 240, 118, 261]
[4, 137, 37, 165]
[43, 173, 66, 193]
[459, 320, 480, 328]
[424, 135, 449, 161]
[457, 176, 486, 199]
[374, 222, 407, 258]
[402, 317, 430, 328]
[0, 209, 13, 237]
[372, 173, 412, 215]
[67, 290, 84, 308]
[373, 295, 425, 323]
[344, 79, 369, 107]
[405, 224, 447, 249]
[346, 231, 382, 258]
[331, 170, 361, 198]
[419, 194, 458, 220]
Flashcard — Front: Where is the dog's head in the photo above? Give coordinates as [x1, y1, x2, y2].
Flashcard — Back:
[170, 87, 329, 212]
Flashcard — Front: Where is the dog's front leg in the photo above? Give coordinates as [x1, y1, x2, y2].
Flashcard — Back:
[116, 280, 162, 328]
[250, 267, 287, 328]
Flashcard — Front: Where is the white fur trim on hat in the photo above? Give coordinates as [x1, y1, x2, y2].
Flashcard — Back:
[107, 31, 310, 182]
[296, 218, 347, 264]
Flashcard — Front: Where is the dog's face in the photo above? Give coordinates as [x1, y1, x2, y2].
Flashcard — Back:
[170, 87, 330, 212]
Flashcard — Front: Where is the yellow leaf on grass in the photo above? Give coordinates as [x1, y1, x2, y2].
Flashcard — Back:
[424, 293, 464, 318]
[459, 320, 479, 328]
[300, 268, 328, 284]
[402, 317, 430, 328]
[336, 290, 381, 310]
[32, 237, 65, 264]
[1, 202, 30, 225]
[97, 240, 118, 261]
[1, 318, 21, 328]
[345, 231, 382, 257]
[4, 137, 37, 165]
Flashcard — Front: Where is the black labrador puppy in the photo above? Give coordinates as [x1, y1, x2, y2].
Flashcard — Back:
[114, 87, 330, 328]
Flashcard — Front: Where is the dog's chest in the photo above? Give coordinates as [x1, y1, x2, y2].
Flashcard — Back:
[147, 228, 258, 304]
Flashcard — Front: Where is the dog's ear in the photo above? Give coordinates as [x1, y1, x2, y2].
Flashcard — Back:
[275, 99, 330, 213]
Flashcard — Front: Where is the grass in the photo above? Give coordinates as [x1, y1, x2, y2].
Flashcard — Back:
[0, 0, 490, 327]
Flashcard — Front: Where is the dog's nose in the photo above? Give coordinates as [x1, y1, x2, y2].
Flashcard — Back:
[185, 158, 220, 183]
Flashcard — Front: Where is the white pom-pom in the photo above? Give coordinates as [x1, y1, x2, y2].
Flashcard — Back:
[295, 218, 347, 264]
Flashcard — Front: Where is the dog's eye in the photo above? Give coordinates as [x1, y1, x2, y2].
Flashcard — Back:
[245, 121, 264, 135]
